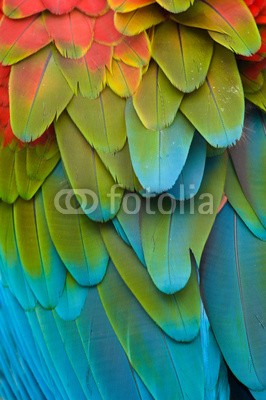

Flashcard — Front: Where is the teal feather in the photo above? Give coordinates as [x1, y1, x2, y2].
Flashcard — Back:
[80, 287, 152, 400]
[225, 158, 266, 241]
[140, 154, 227, 294]
[168, 132, 206, 200]
[229, 106, 266, 229]
[0, 286, 64, 399]
[115, 195, 146, 265]
[201, 203, 266, 393]
[126, 98, 194, 193]
[0, 201, 36, 310]
[98, 261, 205, 400]
[101, 229, 200, 342]
[55, 274, 89, 320]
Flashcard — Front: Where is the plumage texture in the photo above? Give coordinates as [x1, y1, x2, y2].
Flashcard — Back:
[0, 0, 265, 399]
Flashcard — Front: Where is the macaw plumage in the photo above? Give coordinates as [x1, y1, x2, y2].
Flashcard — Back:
[0, 0, 265, 399]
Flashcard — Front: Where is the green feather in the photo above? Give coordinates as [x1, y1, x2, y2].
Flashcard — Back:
[181, 44, 244, 147]
[101, 224, 200, 342]
[55, 113, 123, 221]
[0, 146, 18, 203]
[133, 61, 183, 130]
[245, 72, 266, 111]
[98, 142, 142, 192]
[174, 0, 261, 56]
[15, 148, 45, 201]
[67, 87, 126, 153]
[14, 194, 66, 308]
[114, 5, 166, 36]
[26, 137, 60, 181]
[152, 21, 213, 93]
[157, 0, 194, 13]
[42, 162, 109, 286]
[53, 48, 106, 99]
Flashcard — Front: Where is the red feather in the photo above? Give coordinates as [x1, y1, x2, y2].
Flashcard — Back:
[0, 15, 51, 65]
[85, 42, 112, 70]
[44, 10, 94, 59]
[94, 10, 122, 45]
[77, 0, 108, 16]
[3, 0, 45, 18]
[41, 0, 78, 15]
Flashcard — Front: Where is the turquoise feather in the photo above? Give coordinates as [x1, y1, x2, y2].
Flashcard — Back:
[98, 261, 205, 400]
[201, 203, 266, 393]
[126, 98, 195, 193]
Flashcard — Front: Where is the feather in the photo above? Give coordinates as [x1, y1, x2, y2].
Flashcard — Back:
[55, 274, 88, 321]
[42, 162, 109, 286]
[31, 304, 96, 399]
[108, 0, 155, 12]
[101, 226, 201, 342]
[200, 306, 230, 400]
[152, 21, 213, 93]
[114, 32, 151, 68]
[201, 203, 266, 392]
[114, 5, 166, 36]
[41, 0, 77, 15]
[132, 61, 183, 130]
[229, 106, 266, 229]
[97, 142, 142, 192]
[67, 87, 126, 153]
[140, 153, 227, 294]
[9, 46, 73, 142]
[15, 147, 46, 200]
[181, 44, 245, 147]
[77, 0, 107, 16]
[0, 15, 51, 65]
[115, 197, 145, 264]
[55, 113, 124, 221]
[0, 201, 36, 310]
[112, 217, 131, 246]
[94, 10, 122, 45]
[251, 389, 266, 400]
[245, 71, 266, 111]
[98, 261, 204, 400]
[25, 308, 71, 399]
[107, 59, 142, 97]
[0, 145, 18, 203]
[225, 158, 266, 241]
[169, 132, 206, 200]
[50, 308, 103, 399]
[14, 194, 66, 308]
[240, 68, 264, 94]
[53, 43, 109, 99]
[26, 131, 60, 181]
[126, 99, 195, 193]
[157, 0, 194, 12]
[174, 0, 261, 56]
[79, 287, 153, 400]
[43, 11, 94, 59]
[3, 0, 45, 19]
